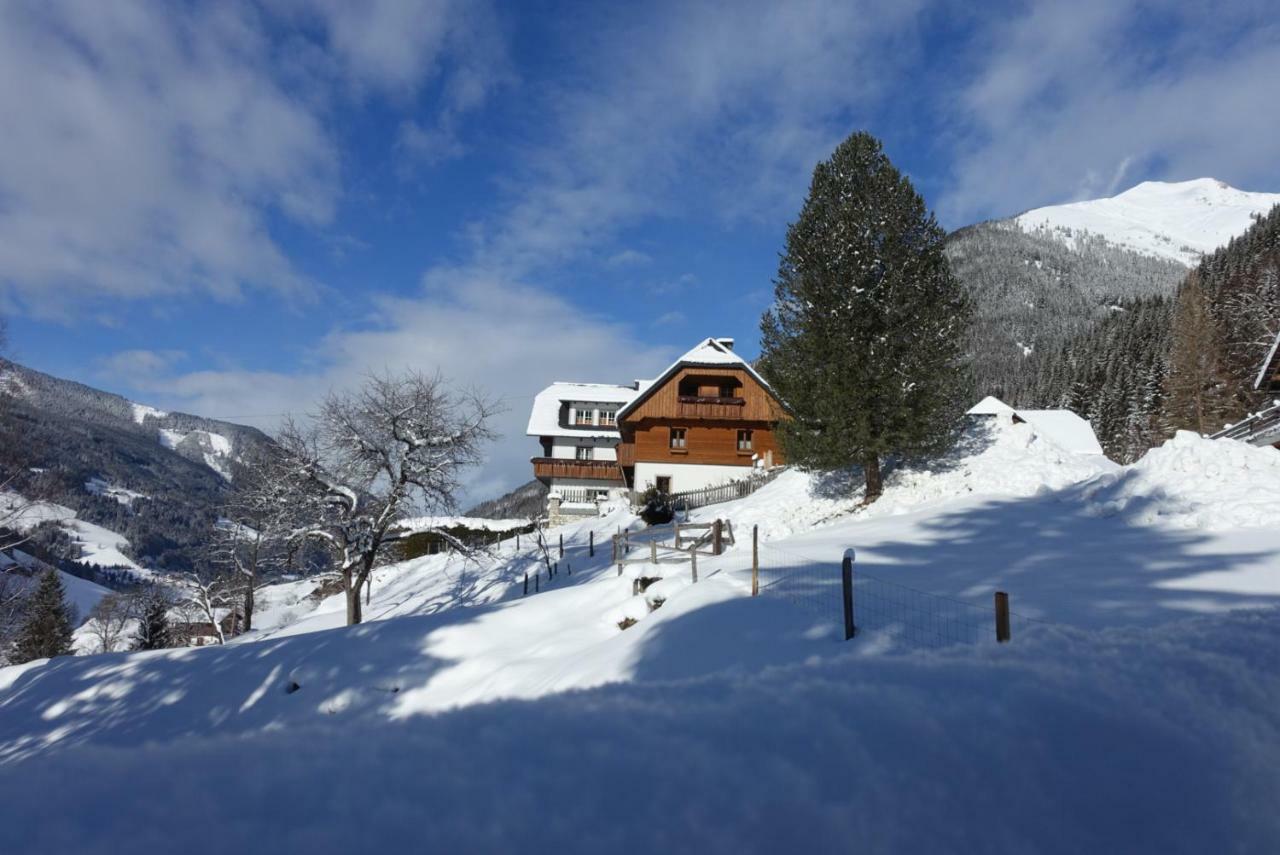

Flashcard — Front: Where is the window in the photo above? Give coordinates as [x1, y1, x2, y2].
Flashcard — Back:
[720, 384, 737, 399]
[669, 427, 687, 450]
[737, 429, 753, 451]
[576, 445, 594, 460]
[575, 407, 594, 426]
[599, 408, 616, 426]
[655, 476, 672, 494]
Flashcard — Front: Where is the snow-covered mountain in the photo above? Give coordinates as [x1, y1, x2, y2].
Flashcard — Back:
[1014, 178, 1280, 266]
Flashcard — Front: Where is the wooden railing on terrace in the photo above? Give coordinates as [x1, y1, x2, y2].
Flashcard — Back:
[532, 457, 625, 482]
[675, 395, 746, 420]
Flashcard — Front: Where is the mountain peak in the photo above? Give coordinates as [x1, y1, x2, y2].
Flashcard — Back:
[1013, 178, 1280, 266]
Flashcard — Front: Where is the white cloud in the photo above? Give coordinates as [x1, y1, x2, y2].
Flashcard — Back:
[98, 349, 188, 384]
[938, 0, 1280, 224]
[0, 1, 507, 319]
[461, 0, 925, 277]
[133, 272, 674, 504]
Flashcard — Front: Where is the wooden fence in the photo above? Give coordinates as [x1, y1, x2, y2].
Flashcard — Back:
[631, 467, 785, 513]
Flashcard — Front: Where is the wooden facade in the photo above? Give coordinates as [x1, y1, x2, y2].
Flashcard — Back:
[618, 365, 786, 470]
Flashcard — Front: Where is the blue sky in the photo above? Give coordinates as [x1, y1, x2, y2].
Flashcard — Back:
[1, 0, 1278, 500]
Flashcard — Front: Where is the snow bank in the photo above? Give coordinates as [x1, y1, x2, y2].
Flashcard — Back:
[1081, 431, 1280, 529]
[1, 609, 1277, 854]
[710, 418, 1115, 543]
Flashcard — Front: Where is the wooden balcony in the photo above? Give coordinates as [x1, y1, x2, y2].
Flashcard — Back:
[532, 457, 625, 482]
[616, 442, 635, 467]
[676, 395, 746, 420]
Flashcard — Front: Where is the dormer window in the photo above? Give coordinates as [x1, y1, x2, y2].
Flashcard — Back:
[575, 407, 594, 426]
[599, 409, 616, 426]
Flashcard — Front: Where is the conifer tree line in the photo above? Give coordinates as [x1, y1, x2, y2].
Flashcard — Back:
[1012, 204, 1280, 461]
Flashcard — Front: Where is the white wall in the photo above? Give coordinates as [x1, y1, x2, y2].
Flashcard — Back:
[548, 436, 618, 460]
[633, 461, 758, 495]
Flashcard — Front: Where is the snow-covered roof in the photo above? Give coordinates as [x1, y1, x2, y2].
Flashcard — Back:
[392, 516, 533, 535]
[526, 382, 637, 439]
[1255, 330, 1280, 391]
[968, 397, 1105, 456]
[616, 337, 782, 420]
[1017, 410, 1106, 456]
[967, 396, 1017, 417]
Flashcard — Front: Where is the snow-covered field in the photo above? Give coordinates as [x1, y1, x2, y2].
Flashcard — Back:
[3, 418, 1279, 853]
[1, 491, 148, 576]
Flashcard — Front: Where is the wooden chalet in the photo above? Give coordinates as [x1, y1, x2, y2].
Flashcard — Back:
[527, 337, 787, 523]
[615, 338, 787, 496]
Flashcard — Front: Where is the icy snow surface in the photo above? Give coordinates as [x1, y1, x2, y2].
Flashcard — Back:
[1015, 177, 1280, 266]
[2, 416, 1279, 852]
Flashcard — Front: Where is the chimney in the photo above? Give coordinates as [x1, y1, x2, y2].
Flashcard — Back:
[714, 337, 735, 351]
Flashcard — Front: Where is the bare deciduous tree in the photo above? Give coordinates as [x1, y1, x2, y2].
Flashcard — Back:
[84, 593, 136, 654]
[210, 454, 297, 632]
[274, 371, 497, 625]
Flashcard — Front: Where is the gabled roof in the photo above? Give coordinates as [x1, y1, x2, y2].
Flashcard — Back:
[615, 337, 782, 421]
[1255, 330, 1280, 391]
[526, 382, 637, 438]
[968, 396, 1105, 455]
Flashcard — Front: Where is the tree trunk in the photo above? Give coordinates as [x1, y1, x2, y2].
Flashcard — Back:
[344, 568, 362, 625]
[861, 454, 883, 504]
[242, 582, 254, 633]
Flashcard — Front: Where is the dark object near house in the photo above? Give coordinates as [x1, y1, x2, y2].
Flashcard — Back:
[638, 486, 674, 526]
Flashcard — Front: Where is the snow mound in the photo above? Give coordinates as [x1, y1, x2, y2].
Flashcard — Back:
[1080, 431, 1280, 529]
[717, 418, 1116, 542]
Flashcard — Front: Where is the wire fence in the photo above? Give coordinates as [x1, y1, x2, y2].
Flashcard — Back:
[756, 540, 1015, 650]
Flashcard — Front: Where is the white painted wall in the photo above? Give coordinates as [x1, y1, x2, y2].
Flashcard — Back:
[633, 461, 758, 495]
[548, 436, 618, 460]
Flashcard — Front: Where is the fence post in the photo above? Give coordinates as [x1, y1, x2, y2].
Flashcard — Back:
[589, 530, 594, 557]
[995, 591, 1011, 643]
[523, 573, 528, 596]
[842, 549, 856, 641]
[559, 534, 564, 559]
[650, 539, 657, 565]
[713, 519, 723, 555]
[751, 524, 759, 597]
[553, 561, 558, 577]
[536, 574, 540, 593]
[690, 546, 697, 583]
[516, 533, 520, 551]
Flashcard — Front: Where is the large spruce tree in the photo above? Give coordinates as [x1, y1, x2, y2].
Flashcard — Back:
[760, 131, 973, 502]
[11, 569, 75, 663]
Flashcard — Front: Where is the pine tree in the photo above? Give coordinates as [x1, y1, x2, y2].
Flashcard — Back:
[760, 131, 973, 502]
[133, 592, 172, 651]
[11, 569, 75, 663]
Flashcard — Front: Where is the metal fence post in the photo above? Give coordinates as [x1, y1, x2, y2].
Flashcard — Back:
[559, 534, 564, 559]
[995, 591, 1011, 643]
[842, 549, 856, 641]
[589, 530, 594, 557]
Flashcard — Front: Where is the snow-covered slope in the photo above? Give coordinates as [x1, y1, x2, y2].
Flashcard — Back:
[3, 418, 1280, 852]
[1015, 178, 1280, 266]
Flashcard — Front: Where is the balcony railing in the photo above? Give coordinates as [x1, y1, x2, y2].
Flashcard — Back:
[676, 395, 746, 420]
[532, 457, 625, 482]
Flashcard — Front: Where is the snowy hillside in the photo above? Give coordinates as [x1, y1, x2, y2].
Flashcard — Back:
[3, 417, 1280, 852]
[1015, 178, 1280, 266]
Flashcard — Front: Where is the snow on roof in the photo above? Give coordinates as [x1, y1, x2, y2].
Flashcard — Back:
[967, 397, 1105, 456]
[392, 516, 533, 535]
[1017, 410, 1105, 455]
[616, 337, 781, 420]
[526, 382, 637, 438]
[1255, 329, 1280, 391]
[967, 396, 1017, 416]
